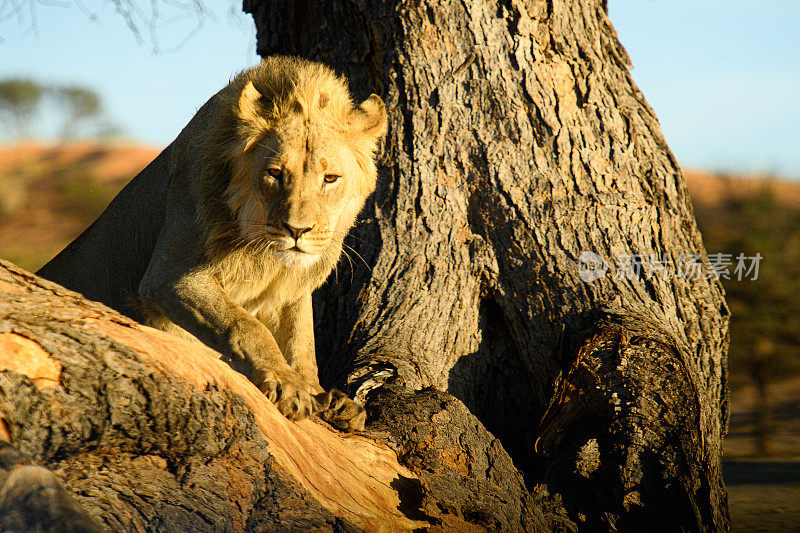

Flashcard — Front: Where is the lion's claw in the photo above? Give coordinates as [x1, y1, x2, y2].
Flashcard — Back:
[258, 370, 315, 421]
[258, 370, 364, 430]
[314, 389, 366, 432]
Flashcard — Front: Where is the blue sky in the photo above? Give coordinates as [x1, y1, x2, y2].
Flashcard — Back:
[1, 1, 798, 176]
[610, 0, 800, 177]
[0, 2, 257, 147]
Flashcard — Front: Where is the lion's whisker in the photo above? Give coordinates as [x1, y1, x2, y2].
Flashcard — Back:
[339, 248, 355, 284]
[342, 243, 372, 271]
[344, 233, 377, 249]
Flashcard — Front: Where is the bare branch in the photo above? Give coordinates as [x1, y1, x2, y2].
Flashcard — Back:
[0, 0, 243, 52]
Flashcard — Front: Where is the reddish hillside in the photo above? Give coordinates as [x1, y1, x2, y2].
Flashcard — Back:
[684, 168, 800, 209]
[0, 141, 159, 183]
[0, 142, 160, 271]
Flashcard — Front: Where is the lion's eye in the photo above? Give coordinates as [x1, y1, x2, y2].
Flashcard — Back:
[267, 168, 284, 183]
[324, 174, 341, 184]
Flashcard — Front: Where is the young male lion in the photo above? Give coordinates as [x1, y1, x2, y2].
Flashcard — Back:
[37, 56, 387, 431]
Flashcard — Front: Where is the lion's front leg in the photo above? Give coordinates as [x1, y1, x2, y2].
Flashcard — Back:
[139, 260, 319, 422]
[271, 293, 366, 432]
[270, 293, 323, 391]
[314, 389, 367, 432]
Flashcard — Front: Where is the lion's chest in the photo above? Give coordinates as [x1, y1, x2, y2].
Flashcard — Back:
[214, 249, 332, 320]
[223, 271, 302, 315]
[217, 253, 320, 320]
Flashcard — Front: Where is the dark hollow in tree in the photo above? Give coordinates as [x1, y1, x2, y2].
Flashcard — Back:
[245, 0, 730, 530]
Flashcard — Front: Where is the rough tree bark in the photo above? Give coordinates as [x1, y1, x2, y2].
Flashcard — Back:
[0, 0, 730, 531]
[244, 0, 730, 530]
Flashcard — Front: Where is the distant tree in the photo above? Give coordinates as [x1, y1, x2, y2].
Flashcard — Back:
[0, 78, 113, 141]
[696, 183, 800, 455]
[53, 86, 102, 139]
[729, 188, 800, 455]
[0, 78, 43, 138]
[0, 0, 240, 53]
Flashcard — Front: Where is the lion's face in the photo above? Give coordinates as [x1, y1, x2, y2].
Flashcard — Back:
[224, 73, 386, 269]
[237, 120, 364, 264]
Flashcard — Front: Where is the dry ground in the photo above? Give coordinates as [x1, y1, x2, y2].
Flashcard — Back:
[725, 377, 800, 531]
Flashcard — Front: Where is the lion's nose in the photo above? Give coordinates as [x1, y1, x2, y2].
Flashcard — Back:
[283, 221, 313, 240]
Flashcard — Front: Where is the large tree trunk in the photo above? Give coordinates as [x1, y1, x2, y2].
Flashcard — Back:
[245, 0, 730, 530]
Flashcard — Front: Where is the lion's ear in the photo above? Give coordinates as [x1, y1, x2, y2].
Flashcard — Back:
[349, 94, 387, 140]
[239, 81, 266, 152]
[239, 81, 262, 122]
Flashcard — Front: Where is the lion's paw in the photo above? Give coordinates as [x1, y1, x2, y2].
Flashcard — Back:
[258, 369, 316, 421]
[314, 389, 366, 432]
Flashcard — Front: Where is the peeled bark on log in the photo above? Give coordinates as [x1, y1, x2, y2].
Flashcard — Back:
[0, 260, 573, 531]
[245, 0, 731, 530]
